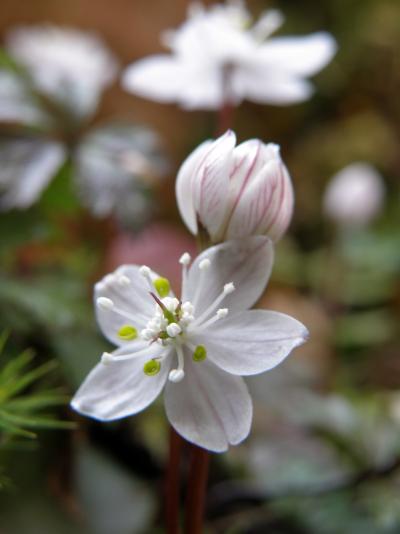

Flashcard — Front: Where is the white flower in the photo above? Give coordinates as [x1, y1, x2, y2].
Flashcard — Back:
[176, 130, 294, 243]
[323, 163, 385, 227]
[122, 1, 336, 110]
[74, 123, 167, 223]
[71, 237, 308, 452]
[6, 25, 118, 118]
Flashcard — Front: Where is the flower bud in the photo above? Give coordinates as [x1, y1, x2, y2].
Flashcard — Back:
[176, 130, 294, 243]
[323, 163, 385, 227]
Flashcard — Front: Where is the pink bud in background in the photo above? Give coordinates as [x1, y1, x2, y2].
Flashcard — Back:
[323, 163, 385, 227]
[176, 130, 294, 243]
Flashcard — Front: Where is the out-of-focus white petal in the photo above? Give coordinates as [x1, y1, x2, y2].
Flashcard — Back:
[94, 265, 168, 346]
[233, 68, 314, 105]
[0, 70, 49, 126]
[6, 25, 118, 117]
[75, 123, 167, 223]
[250, 9, 284, 41]
[123, 55, 189, 104]
[0, 138, 65, 210]
[164, 356, 252, 452]
[176, 139, 213, 234]
[323, 163, 385, 226]
[257, 32, 337, 76]
[192, 130, 235, 239]
[71, 345, 171, 421]
[192, 310, 308, 375]
[183, 236, 273, 316]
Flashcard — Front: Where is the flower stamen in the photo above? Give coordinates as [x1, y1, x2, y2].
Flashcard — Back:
[169, 344, 185, 382]
[96, 297, 138, 323]
[191, 282, 235, 327]
[195, 308, 229, 332]
[179, 251, 191, 295]
[139, 265, 154, 292]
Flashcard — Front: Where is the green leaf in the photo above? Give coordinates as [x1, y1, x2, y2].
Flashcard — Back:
[0, 411, 75, 430]
[0, 418, 36, 439]
[0, 349, 35, 386]
[4, 391, 69, 411]
[0, 360, 58, 401]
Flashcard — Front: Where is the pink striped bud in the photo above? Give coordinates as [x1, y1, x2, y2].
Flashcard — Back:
[176, 130, 294, 243]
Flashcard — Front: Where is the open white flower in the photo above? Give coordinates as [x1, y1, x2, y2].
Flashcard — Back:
[6, 25, 118, 118]
[123, 1, 336, 109]
[71, 237, 308, 452]
[176, 130, 294, 242]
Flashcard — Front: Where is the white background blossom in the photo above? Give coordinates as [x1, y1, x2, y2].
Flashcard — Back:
[123, 1, 337, 109]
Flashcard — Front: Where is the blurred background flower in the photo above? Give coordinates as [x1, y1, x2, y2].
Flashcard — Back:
[323, 162, 385, 227]
[0, 25, 167, 228]
[123, 1, 336, 109]
[6, 25, 118, 120]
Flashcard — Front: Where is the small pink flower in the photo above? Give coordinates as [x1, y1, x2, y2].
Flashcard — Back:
[176, 130, 294, 243]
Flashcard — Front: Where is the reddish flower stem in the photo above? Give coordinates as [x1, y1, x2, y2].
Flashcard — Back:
[216, 101, 235, 136]
[184, 444, 210, 534]
[166, 426, 184, 534]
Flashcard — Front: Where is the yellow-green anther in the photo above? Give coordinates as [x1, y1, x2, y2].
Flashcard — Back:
[143, 359, 161, 376]
[154, 277, 170, 298]
[118, 325, 138, 341]
[193, 345, 207, 362]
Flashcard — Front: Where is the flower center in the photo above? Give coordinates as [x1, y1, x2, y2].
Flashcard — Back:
[95, 253, 235, 384]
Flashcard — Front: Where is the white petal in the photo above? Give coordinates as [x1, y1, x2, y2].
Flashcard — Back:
[0, 70, 49, 126]
[250, 9, 284, 41]
[192, 130, 235, 240]
[227, 158, 294, 241]
[7, 25, 118, 118]
[227, 139, 266, 210]
[164, 356, 252, 452]
[71, 345, 171, 421]
[192, 310, 308, 376]
[122, 55, 187, 103]
[175, 139, 213, 234]
[94, 265, 170, 346]
[183, 236, 273, 316]
[0, 138, 65, 210]
[178, 64, 224, 110]
[257, 32, 337, 77]
[234, 68, 314, 105]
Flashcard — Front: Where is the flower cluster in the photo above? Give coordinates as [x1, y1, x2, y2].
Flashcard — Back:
[71, 0, 319, 452]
